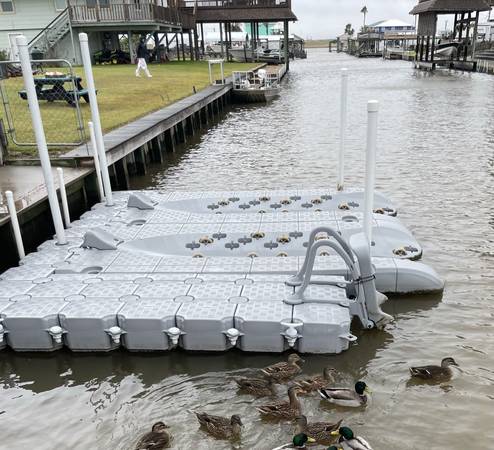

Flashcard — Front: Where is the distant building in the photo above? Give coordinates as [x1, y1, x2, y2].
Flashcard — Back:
[368, 19, 416, 34]
[477, 22, 494, 40]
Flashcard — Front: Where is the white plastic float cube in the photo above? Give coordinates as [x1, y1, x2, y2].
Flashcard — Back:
[118, 299, 180, 351]
[0, 300, 13, 350]
[1, 299, 67, 351]
[293, 302, 354, 354]
[234, 297, 294, 353]
[372, 257, 397, 293]
[176, 298, 237, 351]
[59, 299, 124, 352]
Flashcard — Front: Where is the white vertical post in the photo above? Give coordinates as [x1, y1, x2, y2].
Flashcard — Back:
[79, 32, 114, 206]
[337, 68, 348, 191]
[363, 100, 379, 246]
[16, 35, 67, 245]
[57, 168, 71, 228]
[5, 191, 25, 259]
[88, 121, 105, 202]
[220, 60, 225, 84]
[208, 60, 213, 84]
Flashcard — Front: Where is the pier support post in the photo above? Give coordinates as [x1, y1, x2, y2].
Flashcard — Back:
[57, 168, 71, 228]
[79, 33, 114, 206]
[5, 191, 25, 260]
[134, 148, 147, 175]
[364, 100, 379, 247]
[164, 128, 175, 152]
[16, 35, 67, 245]
[337, 68, 348, 191]
[114, 159, 130, 190]
[284, 20, 290, 72]
[88, 122, 105, 202]
[151, 137, 164, 164]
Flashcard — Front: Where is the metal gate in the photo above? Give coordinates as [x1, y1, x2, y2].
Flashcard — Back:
[0, 59, 86, 151]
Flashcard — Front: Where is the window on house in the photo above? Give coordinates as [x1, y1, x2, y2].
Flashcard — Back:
[0, 1, 14, 13]
[54, 0, 66, 11]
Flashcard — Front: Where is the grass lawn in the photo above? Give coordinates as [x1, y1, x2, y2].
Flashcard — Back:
[0, 60, 258, 157]
[305, 39, 335, 48]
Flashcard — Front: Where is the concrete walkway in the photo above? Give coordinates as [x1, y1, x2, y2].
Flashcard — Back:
[0, 165, 90, 222]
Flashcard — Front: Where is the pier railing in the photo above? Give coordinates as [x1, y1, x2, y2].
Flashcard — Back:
[181, 0, 290, 8]
[69, 4, 181, 25]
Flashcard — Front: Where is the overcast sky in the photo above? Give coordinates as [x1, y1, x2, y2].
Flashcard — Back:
[290, 0, 492, 39]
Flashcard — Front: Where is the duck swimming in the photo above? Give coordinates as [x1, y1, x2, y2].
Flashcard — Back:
[261, 354, 305, 383]
[135, 422, 172, 450]
[295, 415, 342, 446]
[330, 426, 373, 450]
[295, 367, 337, 394]
[235, 376, 278, 397]
[319, 381, 370, 407]
[409, 357, 459, 380]
[195, 413, 243, 440]
[257, 386, 303, 419]
[271, 433, 316, 449]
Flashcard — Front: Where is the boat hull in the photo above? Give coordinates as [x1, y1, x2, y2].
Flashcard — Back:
[233, 87, 280, 103]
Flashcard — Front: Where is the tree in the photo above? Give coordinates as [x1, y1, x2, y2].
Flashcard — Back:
[345, 24, 355, 36]
[361, 6, 368, 28]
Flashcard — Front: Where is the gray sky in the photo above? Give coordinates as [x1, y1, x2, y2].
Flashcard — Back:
[290, 0, 492, 39]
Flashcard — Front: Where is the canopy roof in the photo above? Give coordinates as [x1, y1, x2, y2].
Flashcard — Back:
[410, 0, 492, 14]
[369, 19, 415, 28]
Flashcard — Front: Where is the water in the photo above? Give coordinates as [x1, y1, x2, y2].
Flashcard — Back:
[2, 49, 494, 449]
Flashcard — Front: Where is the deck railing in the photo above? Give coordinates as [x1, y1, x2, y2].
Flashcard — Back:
[181, 0, 290, 8]
[69, 4, 180, 25]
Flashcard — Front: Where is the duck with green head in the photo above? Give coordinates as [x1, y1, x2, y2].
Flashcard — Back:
[271, 433, 316, 449]
[319, 381, 370, 407]
[329, 426, 373, 450]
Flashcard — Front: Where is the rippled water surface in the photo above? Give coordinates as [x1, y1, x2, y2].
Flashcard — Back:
[2, 49, 494, 449]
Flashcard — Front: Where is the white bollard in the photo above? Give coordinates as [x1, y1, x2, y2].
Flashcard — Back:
[337, 68, 349, 191]
[16, 35, 67, 245]
[88, 122, 105, 202]
[5, 191, 25, 259]
[363, 100, 379, 246]
[56, 168, 71, 228]
[79, 32, 114, 206]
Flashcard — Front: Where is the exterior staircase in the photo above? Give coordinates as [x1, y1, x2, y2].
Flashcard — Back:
[28, 8, 71, 58]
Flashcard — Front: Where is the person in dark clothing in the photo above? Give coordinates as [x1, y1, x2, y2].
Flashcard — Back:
[135, 37, 152, 78]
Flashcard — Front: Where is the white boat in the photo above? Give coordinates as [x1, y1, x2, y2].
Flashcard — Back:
[232, 69, 281, 103]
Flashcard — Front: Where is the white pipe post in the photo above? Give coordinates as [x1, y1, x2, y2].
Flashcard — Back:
[363, 100, 379, 246]
[16, 35, 67, 245]
[57, 168, 71, 228]
[79, 32, 114, 206]
[337, 68, 349, 191]
[88, 121, 105, 202]
[5, 191, 25, 259]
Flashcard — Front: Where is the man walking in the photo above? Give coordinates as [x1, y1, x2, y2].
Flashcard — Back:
[135, 37, 152, 78]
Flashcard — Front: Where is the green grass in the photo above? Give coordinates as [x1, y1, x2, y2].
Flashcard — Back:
[1, 61, 258, 157]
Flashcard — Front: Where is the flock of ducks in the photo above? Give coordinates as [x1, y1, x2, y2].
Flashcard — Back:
[135, 354, 459, 449]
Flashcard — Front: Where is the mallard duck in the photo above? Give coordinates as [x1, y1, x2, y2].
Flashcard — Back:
[135, 422, 172, 450]
[195, 413, 243, 440]
[319, 381, 370, 407]
[257, 386, 302, 419]
[409, 357, 459, 380]
[329, 426, 373, 449]
[271, 433, 316, 449]
[295, 415, 342, 446]
[235, 377, 277, 397]
[295, 367, 337, 394]
[261, 354, 305, 383]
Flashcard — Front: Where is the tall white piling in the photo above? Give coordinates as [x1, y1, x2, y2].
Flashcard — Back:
[363, 100, 379, 246]
[79, 32, 114, 206]
[16, 35, 67, 245]
[5, 191, 25, 259]
[88, 122, 105, 202]
[57, 168, 71, 228]
[337, 68, 349, 191]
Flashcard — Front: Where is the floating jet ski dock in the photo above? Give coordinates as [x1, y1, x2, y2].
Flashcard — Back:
[0, 41, 443, 354]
